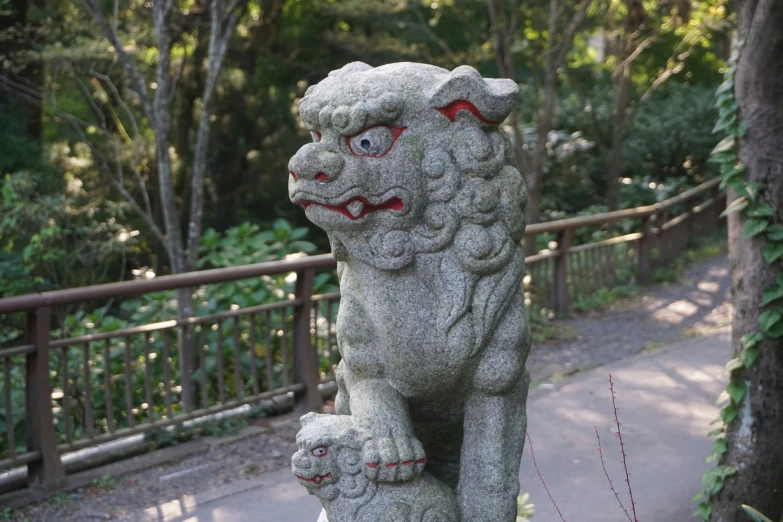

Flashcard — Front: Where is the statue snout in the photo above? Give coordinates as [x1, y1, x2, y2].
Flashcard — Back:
[289, 144, 344, 183]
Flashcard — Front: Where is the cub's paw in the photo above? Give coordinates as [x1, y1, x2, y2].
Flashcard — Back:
[362, 434, 426, 482]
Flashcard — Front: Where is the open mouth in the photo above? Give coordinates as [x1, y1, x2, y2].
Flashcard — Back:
[296, 473, 332, 485]
[299, 196, 404, 221]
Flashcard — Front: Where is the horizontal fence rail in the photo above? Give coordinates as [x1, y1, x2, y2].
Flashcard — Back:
[0, 178, 725, 492]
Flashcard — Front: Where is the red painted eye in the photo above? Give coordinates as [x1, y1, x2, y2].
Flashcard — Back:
[312, 446, 328, 457]
[311, 131, 322, 143]
[346, 126, 405, 158]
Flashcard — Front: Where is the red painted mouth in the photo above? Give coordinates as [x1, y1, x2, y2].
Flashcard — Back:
[299, 196, 404, 221]
[296, 473, 332, 485]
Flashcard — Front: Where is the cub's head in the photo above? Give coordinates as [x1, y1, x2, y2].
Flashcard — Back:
[289, 63, 526, 270]
[291, 413, 366, 500]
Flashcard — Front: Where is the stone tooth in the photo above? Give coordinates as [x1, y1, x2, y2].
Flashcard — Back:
[346, 200, 365, 218]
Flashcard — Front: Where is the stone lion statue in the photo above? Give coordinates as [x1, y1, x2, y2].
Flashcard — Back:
[289, 62, 531, 522]
[293, 413, 461, 522]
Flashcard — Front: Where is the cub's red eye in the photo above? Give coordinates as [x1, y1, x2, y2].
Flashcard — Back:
[346, 125, 405, 158]
[311, 131, 322, 143]
[312, 446, 328, 457]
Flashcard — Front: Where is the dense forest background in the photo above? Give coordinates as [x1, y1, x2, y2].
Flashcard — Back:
[0, 0, 730, 295]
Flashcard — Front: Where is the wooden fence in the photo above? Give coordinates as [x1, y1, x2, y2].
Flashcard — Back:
[0, 177, 724, 492]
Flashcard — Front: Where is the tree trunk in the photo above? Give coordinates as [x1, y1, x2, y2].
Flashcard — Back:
[606, 57, 631, 211]
[711, 1, 783, 520]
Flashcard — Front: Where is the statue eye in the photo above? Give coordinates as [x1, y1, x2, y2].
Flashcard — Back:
[347, 125, 405, 158]
[311, 131, 322, 143]
[312, 446, 328, 457]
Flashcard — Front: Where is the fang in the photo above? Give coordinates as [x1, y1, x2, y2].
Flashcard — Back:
[346, 200, 365, 218]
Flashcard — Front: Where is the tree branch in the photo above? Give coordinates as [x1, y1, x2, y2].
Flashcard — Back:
[186, 0, 248, 269]
[81, 0, 156, 127]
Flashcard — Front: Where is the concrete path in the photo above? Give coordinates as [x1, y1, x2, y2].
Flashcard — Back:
[122, 329, 730, 522]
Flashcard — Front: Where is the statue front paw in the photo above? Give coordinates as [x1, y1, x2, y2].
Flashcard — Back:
[361, 433, 426, 482]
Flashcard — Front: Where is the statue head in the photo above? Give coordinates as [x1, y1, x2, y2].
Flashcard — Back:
[291, 413, 367, 501]
[289, 62, 527, 271]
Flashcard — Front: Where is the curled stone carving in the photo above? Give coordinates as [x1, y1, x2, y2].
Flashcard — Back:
[289, 62, 531, 522]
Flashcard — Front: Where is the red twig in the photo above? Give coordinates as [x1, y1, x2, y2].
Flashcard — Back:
[608, 373, 639, 522]
[595, 426, 633, 522]
[526, 430, 567, 522]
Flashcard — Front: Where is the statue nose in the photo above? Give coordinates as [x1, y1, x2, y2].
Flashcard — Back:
[292, 451, 312, 469]
[289, 143, 344, 182]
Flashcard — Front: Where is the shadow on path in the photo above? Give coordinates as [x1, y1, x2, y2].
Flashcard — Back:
[527, 254, 731, 383]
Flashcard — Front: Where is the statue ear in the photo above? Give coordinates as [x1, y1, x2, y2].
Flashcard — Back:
[328, 61, 373, 78]
[300, 412, 319, 426]
[428, 66, 518, 125]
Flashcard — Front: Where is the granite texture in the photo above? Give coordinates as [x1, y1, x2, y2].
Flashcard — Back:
[289, 62, 531, 522]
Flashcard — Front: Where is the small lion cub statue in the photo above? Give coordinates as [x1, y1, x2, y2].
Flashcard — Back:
[292, 413, 461, 522]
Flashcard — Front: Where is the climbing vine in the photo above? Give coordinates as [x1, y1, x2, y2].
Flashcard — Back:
[692, 39, 783, 520]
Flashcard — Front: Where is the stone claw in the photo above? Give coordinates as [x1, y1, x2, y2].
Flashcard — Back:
[362, 435, 426, 482]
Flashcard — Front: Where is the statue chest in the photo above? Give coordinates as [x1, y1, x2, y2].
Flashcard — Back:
[336, 263, 472, 391]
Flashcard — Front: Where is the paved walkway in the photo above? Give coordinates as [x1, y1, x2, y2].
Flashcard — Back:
[527, 254, 731, 383]
[121, 329, 730, 522]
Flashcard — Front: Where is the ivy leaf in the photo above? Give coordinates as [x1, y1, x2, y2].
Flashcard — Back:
[707, 427, 724, 437]
[741, 505, 776, 522]
[740, 346, 760, 368]
[726, 381, 747, 404]
[709, 151, 738, 165]
[737, 120, 749, 137]
[760, 284, 783, 307]
[744, 219, 769, 239]
[720, 197, 748, 218]
[716, 78, 734, 95]
[711, 136, 736, 155]
[693, 502, 712, 521]
[767, 320, 783, 338]
[742, 332, 763, 350]
[748, 203, 775, 218]
[766, 225, 783, 242]
[759, 310, 783, 333]
[711, 437, 728, 457]
[723, 358, 744, 374]
[720, 403, 738, 424]
[730, 183, 754, 201]
[713, 113, 738, 134]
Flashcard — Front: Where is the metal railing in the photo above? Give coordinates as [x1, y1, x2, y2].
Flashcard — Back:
[0, 177, 724, 492]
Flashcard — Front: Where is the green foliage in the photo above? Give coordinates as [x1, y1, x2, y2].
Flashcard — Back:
[144, 415, 258, 451]
[741, 505, 779, 522]
[91, 474, 119, 490]
[0, 219, 334, 459]
[516, 492, 535, 520]
[0, 170, 133, 346]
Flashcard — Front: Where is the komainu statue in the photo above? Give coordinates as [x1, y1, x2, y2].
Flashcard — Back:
[289, 62, 531, 522]
[293, 413, 460, 522]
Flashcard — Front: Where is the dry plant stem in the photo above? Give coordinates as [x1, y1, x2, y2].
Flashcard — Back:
[526, 431, 567, 522]
[608, 373, 639, 522]
[595, 426, 633, 522]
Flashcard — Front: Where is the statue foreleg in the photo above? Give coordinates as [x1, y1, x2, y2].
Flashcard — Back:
[457, 371, 529, 522]
[346, 374, 426, 483]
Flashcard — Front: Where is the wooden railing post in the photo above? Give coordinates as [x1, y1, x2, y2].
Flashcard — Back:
[25, 306, 66, 490]
[685, 196, 696, 237]
[711, 184, 724, 226]
[638, 214, 652, 284]
[552, 228, 571, 313]
[292, 268, 323, 412]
